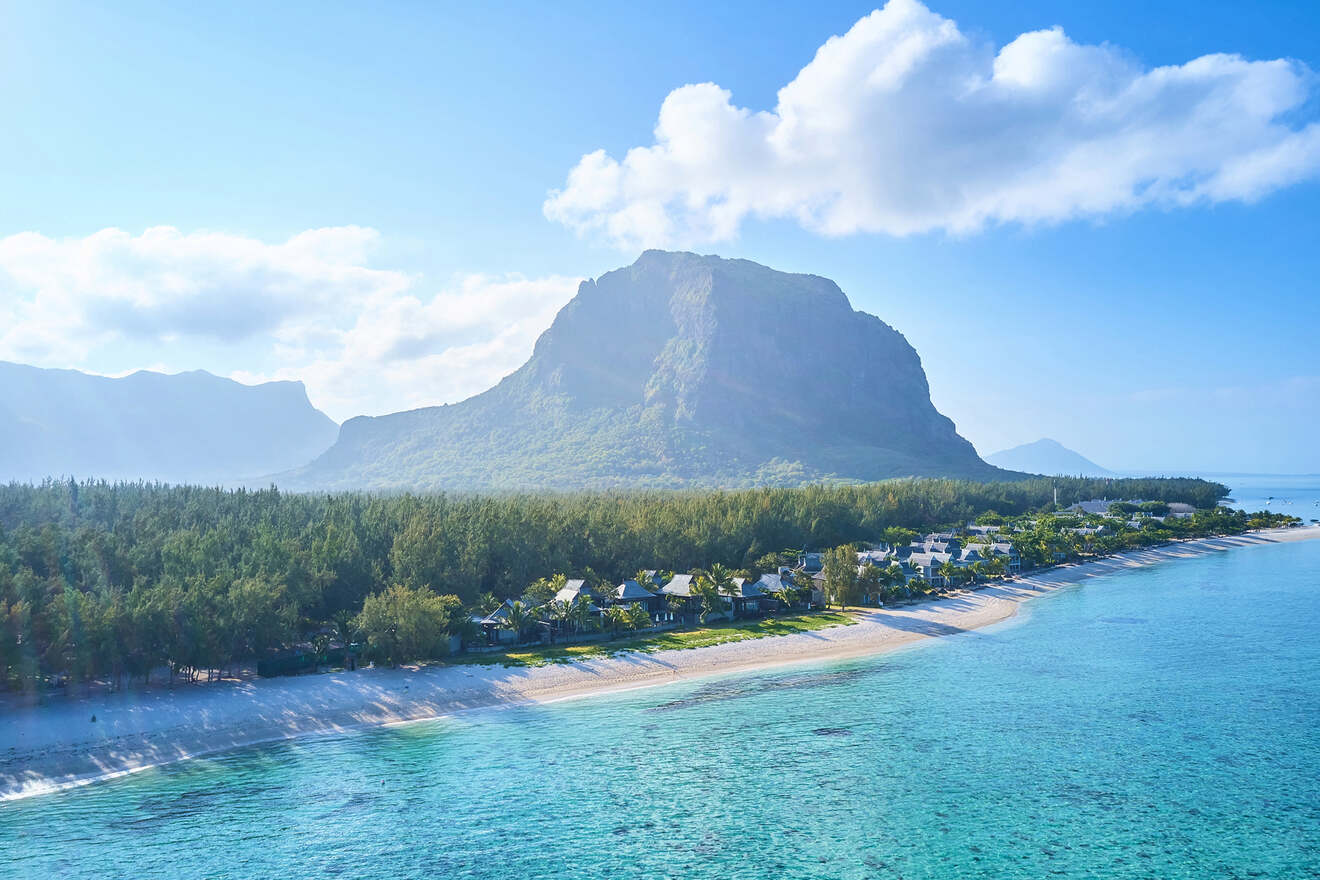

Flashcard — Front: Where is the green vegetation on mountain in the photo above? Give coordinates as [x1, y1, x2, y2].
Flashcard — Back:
[0, 474, 1233, 689]
[0, 362, 338, 484]
[287, 251, 1006, 490]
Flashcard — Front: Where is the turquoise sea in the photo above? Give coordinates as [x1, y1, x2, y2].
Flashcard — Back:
[1214, 473, 1320, 522]
[4, 538, 1320, 878]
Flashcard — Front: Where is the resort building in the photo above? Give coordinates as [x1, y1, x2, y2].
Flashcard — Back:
[553, 578, 596, 604]
[727, 577, 772, 616]
[613, 579, 668, 623]
[659, 573, 700, 623]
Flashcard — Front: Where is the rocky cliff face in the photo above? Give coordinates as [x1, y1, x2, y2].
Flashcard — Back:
[288, 251, 1004, 490]
[0, 363, 338, 484]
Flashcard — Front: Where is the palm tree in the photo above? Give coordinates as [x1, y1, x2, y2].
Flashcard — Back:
[626, 603, 652, 632]
[691, 577, 723, 624]
[771, 584, 799, 611]
[602, 606, 630, 639]
[857, 563, 883, 606]
[883, 563, 907, 603]
[700, 563, 737, 620]
[311, 632, 333, 673]
[332, 610, 358, 671]
[501, 600, 535, 645]
[938, 560, 961, 591]
[545, 599, 573, 644]
[569, 595, 596, 636]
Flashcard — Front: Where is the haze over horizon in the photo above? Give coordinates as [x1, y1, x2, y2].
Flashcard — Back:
[3, 0, 1318, 474]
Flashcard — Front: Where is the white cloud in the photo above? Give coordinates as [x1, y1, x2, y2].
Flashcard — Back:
[544, 0, 1320, 247]
[0, 225, 408, 359]
[0, 226, 581, 421]
[236, 273, 581, 420]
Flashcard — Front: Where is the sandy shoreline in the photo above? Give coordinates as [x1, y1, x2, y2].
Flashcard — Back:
[3, 526, 1317, 802]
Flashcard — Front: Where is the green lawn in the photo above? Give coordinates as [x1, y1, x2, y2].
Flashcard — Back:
[449, 611, 858, 668]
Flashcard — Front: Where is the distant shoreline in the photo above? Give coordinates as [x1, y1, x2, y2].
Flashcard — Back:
[2, 526, 1317, 803]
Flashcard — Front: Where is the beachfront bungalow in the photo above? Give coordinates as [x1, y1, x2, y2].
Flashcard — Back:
[808, 569, 827, 606]
[752, 572, 803, 611]
[473, 612, 503, 645]
[612, 579, 672, 625]
[544, 579, 604, 635]
[907, 551, 955, 588]
[659, 573, 700, 623]
[984, 541, 1022, 572]
[727, 576, 771, 617]
[477, 599, 540, 645]
[553, 578, 598, 605]
[613, 579, 660, 609]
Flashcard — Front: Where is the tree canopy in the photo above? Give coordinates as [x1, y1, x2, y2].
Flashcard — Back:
[0, 474, 1230, 690]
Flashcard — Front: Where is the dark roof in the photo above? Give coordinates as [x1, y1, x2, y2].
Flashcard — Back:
[480, 598, 534, 625]
[614, 579, 654, 601]
[660, 573, 695, 597]
[908, 551, 954, 568]
[731, 577, 764, 598]
[553, 578, 591, 604]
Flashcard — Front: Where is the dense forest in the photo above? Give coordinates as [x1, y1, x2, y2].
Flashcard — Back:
[0, 475, 1229, 690]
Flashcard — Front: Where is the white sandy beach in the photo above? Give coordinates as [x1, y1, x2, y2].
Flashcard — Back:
[2, 526, 1317, 802]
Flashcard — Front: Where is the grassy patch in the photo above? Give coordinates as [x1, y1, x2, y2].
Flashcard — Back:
[449, 611, 858, 668]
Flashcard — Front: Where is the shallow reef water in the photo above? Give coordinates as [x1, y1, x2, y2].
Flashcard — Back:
[4, 540, 1319, 879]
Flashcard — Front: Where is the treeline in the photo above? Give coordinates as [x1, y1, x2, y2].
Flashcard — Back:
[0, 475, 1227, 689]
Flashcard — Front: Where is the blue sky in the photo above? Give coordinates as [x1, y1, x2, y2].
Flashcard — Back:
[2, 0, 1318, 473]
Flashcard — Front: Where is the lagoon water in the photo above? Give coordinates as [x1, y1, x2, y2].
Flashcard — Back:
[5, 540, 1320, 878]
[1216, 473, 1320, 522]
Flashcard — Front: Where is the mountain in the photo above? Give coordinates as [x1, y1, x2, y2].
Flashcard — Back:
[285, 251, 1007, 491]
[0, 363, 338, 485]
[985, 438, 1113, 477]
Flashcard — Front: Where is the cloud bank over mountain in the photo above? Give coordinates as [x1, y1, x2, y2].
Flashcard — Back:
[545, 0, 1320, 248]
[0, 226, 580, 421]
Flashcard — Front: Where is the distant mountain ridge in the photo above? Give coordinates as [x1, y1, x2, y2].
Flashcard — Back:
[285, 250, 1009, 490]
[0, 363, 338, 484]
[986, 438, 1113, 477]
